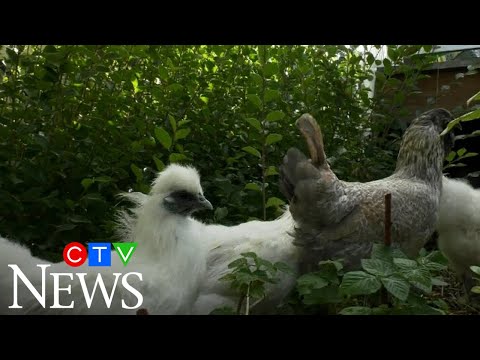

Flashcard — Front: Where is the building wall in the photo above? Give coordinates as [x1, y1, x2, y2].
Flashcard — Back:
[377, 63, 480, 186]
[402, 68, 480, 117]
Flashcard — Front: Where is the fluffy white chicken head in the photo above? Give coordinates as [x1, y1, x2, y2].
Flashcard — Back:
[150, 164, 213, 216]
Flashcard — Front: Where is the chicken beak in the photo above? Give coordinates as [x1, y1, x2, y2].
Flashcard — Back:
[197, 194, 213, 211]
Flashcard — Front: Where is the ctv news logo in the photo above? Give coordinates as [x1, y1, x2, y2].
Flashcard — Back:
[63, 242, 138, 267]
[7, 242, 144, 311]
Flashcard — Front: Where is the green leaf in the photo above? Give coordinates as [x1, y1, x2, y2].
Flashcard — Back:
[264, 89, 280, 102]
[266, 197, 285, 208]
[445, 151, 456, 162]
[244, 183, 261, 192]
[466, 90, 480, 106]
[265, 133, 283, 146]
[65, 214, 88, 225]
[130, 164, 143, 181]
[361, 259, 396, 277]
[424, 250, 449, 267]
[455, 130, 480, 140]
[266, 110, 285, 122]
[131, 77, 141, 94]
[249, 73, 263, 86]
[158, 66, 169, 80]
[81, 193, 105, 203]
[380, 275, 410, 301]
[423, 45, 433, 53]
[302, 285, 342, 305]
[340, 271, 382, 296]
[383, 58, 393, 74]
[417, 250, 448, 271]
[265, 166, 279, 177]
[419, 260, 447, 272]
[263, 62, 279, 77]
[143, 136, 156, 147]
[297, 273, 329, 294]
[242, 146, 261, 158]
[249, 283, 266, 299]
[431, 277, 449, 287]
[339, 306, 373, 315]
[247, 94, 262, 109]
[470, 266, 480, 276]
[460, 152, 478, 159]
[178, 119, 192, 127]
[219, 273, 235, 282]
[169, 153, 187, 163]
[246, 118, 262, 132]
[153, 156, 165, 171]
[366, 53, 375, 66]
[393, 258, 418, 270]
[274, 261, 295, 276]
[387, 46, 398, 62]
[175, 128, 191, 141]
[471, 286, 480, 294]
[256, 258, 275, 273]
[81, 178, 94, 190]
[95, 176, 112, 183]
[168, 115, 176, 132]
[402, 267, 432, 293]
[154, 127, 172, 150]
[65, 199, 75, 210]
[432, 299, 449, 311]
[200, 96, 209, 105]
[167, 83, 184, 93]
[131, 141, 143, 152]
[444, 163, 467, 169]
[441, 109, 480, 136]
[457, 148, 467, 157]
[228, 258, 248, 269]
[319, 259, 344, 272]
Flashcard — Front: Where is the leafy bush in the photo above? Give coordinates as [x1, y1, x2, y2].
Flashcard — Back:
[211, 252, 294, 315]
[471, 266, 480, 295]
[219, 245, 450, 315]
[0, 45, 437, 260]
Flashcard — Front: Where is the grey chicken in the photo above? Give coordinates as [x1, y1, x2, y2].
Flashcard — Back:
[279, 109, 454, 273]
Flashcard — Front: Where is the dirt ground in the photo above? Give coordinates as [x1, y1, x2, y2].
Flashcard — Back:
[432, 269, 480, 315]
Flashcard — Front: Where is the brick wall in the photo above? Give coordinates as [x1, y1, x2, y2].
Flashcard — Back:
[377, 63, 480, 186]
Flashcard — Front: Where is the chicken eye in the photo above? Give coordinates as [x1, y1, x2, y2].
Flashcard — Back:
[174, 190, 194, 200]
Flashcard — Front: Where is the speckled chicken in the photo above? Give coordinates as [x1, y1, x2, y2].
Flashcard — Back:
[279, 109, 454, 273]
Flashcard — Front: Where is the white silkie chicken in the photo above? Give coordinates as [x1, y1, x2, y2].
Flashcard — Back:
[191, 209, 298, 314]
[120, 164, 298, 314]
[3, 164, 298, 315]
[0, 236, 52, 314]
[437, 176, 480, 293]
[4, 165, 214, 314]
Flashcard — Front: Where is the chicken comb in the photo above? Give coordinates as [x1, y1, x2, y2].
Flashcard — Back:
[296, 113, 327, 168]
